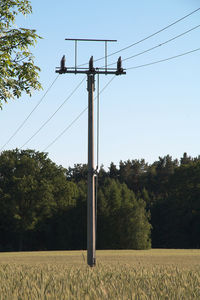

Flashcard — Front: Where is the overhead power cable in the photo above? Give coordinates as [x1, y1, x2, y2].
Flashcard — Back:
[0, 75, 60, 152]
[42, 47, 199, 152]
[96, 73, 100, 170]
[126, 47, 200, 70]
[43, 76, 116, 151]
[78, 7, 200, 67]
[20, 77, 86, 149]
[106, 24, 200, 67]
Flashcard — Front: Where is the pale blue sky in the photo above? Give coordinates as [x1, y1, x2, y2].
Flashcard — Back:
[1, 0, 200, 169]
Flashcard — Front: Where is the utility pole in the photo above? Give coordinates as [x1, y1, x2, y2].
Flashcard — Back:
[56, 38, 126, 267]
[87, 72, 96, 266]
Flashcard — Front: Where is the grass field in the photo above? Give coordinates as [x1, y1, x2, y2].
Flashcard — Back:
[0, 249, 200, 299]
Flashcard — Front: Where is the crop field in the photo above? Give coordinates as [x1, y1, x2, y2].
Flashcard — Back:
[0, 249, 200, 299]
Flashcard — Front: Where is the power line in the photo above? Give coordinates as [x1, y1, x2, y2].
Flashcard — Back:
[42, 46, 200, 151]
[20, 77, 86, 149]
[0, 75, 60, 152]
[78, 7, 200, 67]
[96, 73, 100, 170]
[43, 76, 116, 151]
[126, 47, 200, 70]
[106, 24, 200, 67]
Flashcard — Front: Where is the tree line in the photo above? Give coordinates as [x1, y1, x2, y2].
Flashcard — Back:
[0, 149, 199, 251]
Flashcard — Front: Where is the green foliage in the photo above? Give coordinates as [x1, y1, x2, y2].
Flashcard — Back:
[0, 0, 42, 107]
[97, 178, 151, 249]
[0, 150, 152, 251]
[66, 163, 88, 183]
[161, 162, 200, 248]
[1, 149, 200, 251]
[105, 154, 200, 249]
[118, 159, 148, 192]
[0, 149, 73, 250]
[148, 156, 200, 248]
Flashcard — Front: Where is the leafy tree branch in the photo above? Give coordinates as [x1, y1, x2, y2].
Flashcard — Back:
[0, 0, 42, 108]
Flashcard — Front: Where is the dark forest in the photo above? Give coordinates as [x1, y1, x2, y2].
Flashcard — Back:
[0, 149, 199, 251]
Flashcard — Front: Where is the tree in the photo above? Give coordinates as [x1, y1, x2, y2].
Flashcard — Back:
[42, 180, 86, 250]
[151, 160, 200, 248]
[66, 164, 88, 183]
[0, 149, 76, 250]
[109, 162, 119, 180]
[97, 178, 151, 249]
[147, 155, 178, 197]
[180, 152, 193, 165]
[118, 159, 148, 193]
[167, 161, 200, 248]
[0, 0, 41, 108]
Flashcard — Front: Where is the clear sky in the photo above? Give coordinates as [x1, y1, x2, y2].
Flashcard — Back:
[1, 0, 200, 169]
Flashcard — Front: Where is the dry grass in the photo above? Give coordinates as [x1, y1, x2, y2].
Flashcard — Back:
[0, 249, 200, 299]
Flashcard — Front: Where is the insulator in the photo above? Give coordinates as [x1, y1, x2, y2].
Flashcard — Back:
[117, 56, 123, 73]
[60, 55, 66, 72]
[89, 56, 95, 72]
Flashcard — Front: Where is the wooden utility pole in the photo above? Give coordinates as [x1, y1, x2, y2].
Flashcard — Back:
[56, 38, 126, 267]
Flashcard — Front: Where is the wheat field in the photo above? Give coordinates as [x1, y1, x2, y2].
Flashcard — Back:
[0, 249, 199, 299]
